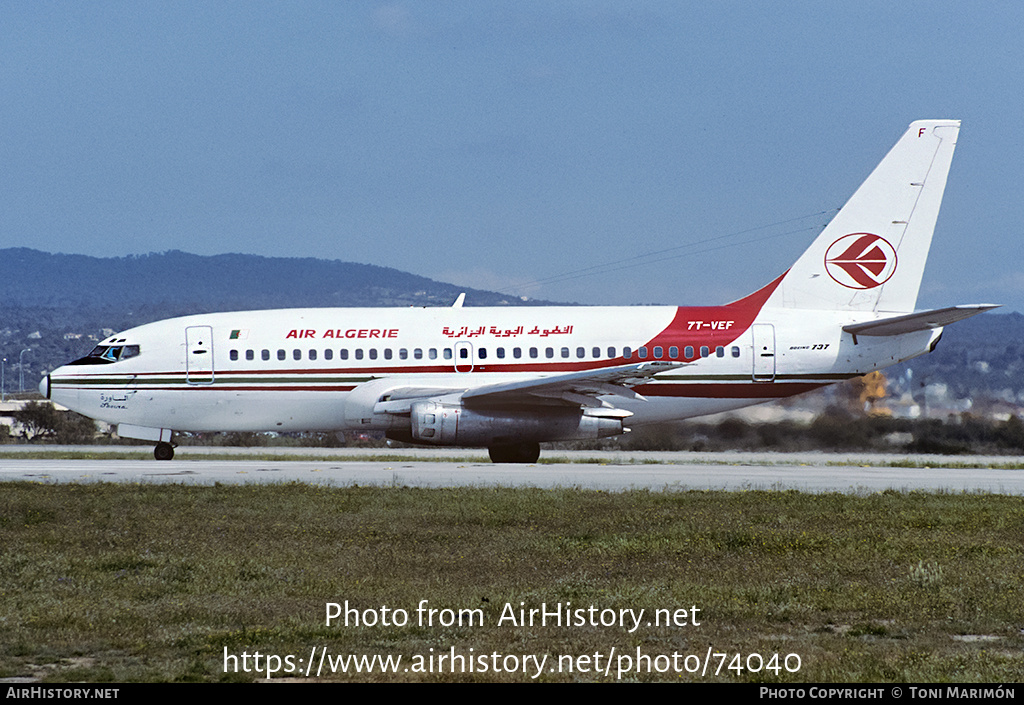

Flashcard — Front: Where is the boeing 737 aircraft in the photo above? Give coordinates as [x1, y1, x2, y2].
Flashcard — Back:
[43, 120, 996, 462]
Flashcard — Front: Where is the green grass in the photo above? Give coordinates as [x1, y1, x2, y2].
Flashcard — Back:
[1, 483, 1023, 682]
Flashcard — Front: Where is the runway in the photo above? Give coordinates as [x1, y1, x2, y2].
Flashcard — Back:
[2, 447, 1024, 494]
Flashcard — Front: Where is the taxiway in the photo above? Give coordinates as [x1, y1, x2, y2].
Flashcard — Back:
[2, 447, 1023, 494]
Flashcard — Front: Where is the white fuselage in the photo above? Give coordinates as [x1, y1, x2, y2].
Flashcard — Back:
[45, 299, 938, 438]
[42, 120, 970, 456]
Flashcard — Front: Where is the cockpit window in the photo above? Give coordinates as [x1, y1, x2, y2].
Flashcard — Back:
[99, 346, 122, 361]
[69, 344, 141, 365]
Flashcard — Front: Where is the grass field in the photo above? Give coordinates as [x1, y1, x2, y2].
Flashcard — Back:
[1, 482, 1023, 682]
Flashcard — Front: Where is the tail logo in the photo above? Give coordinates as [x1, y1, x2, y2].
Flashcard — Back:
[824, 233, 898, 289]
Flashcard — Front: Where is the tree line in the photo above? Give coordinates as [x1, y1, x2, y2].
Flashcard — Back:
[4, 402, 1024, 454]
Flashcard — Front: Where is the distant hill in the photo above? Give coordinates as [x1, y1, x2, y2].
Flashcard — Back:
[0, 248, 547, 391]
[896, 310, 1024, 401]
[0, 248, 533, 312]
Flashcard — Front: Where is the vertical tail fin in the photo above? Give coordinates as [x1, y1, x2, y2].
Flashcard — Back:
[765, 120, 960, 313]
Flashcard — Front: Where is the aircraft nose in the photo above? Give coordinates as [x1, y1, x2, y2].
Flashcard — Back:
[39, 373, 50, 399]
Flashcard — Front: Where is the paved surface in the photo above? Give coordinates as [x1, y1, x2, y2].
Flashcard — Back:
[2, 447, 1023, 494]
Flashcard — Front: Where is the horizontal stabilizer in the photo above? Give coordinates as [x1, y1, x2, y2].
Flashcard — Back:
[842, 304, 1000, 337]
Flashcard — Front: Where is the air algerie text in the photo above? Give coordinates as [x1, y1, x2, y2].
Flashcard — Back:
[285, 329, 399, 339]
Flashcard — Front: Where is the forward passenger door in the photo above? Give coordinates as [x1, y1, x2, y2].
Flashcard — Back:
[185, 325, 215, 385]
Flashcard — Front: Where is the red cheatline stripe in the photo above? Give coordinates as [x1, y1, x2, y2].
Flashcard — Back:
[59, 358, 677, 378]
[55, 379, 830, 398]
[56, 385, 360, 393]
[185, 385, 360, 392]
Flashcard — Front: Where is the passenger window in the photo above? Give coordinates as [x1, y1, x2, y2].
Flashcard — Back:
[669, 346, 678, 359]
[324, 349, 333, 360]
[607, 347, 616, 358]
[577, 347, 586, 358]
[429, 348, 437, 360]
[545, 347, 554, 359]
[293, 349, 302, 361]
[459, 347, 469, 359]
[399, 348, 408, 360]
[340, 349, 349, 360]
[369, 349, 378, 360]
[277, 349, 286, 361]
[355, 349, 364, 360]
[414, 348, 423, 359]
[716, 346, 725, 358]
[560, 347, 569, 358]
[684, 346, 694, 358]
[700, 346, 709, 358]
[530, 348, 538, 359]
[384, 348, 392, 360]
[638, 347, 648, 359]
[309, 349, 317, 361]
[592, 347, 600, 358]
[496, 348, 505, 359]
[443, 349, 452, 360]
[514, 347, 522, 359]
[230, 350, 239, 361]
[653, 346, 663, 358]
[623, 347, 632, 359]
[262, 350, 270, 361]
[246, 350, 255, 361]
[731, 346, 740, 358]
[478, 348, 487, 359]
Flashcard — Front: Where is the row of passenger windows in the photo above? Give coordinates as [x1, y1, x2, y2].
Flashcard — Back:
[228, 345, 743, 362]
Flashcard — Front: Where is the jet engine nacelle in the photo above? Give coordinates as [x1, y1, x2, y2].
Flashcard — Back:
[406, 401, 624, 446]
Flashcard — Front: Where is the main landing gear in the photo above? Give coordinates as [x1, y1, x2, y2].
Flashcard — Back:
[154, 442, 175, 461]
[487, 442, 541, 464]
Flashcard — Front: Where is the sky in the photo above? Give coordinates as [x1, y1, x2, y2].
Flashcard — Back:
[3, 1, 1023, 311]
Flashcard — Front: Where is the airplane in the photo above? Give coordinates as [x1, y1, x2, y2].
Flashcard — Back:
[42, 119, 997, 463]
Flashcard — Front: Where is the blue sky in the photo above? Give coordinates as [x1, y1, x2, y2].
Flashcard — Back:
[3, 1, 1022, 311]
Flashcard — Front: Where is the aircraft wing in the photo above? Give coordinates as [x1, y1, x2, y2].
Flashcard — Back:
[372, 361, 683, 415]
[843, 304, 1000, 338]
[462, 361, 683, 408]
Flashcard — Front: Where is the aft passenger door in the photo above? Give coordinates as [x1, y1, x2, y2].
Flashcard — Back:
[751, 323, 776, 382]
[185, 325, 215, 385]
